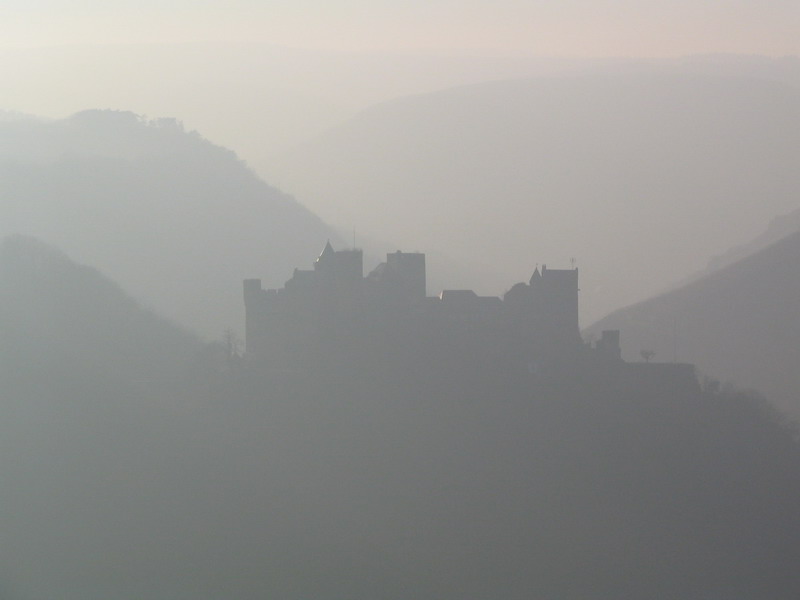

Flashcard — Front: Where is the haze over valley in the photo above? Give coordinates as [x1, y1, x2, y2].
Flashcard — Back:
[0, 110, 341, 336]
[270, 57, 800, 321]
[5, 53, 800, 327]
[2, 3, 800, 598]
[3, 235, 800, 599]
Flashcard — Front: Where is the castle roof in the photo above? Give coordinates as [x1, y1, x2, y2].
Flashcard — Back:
[541, 265, 578, 280]
[318, 240, 335, 261]
[529, 268, 541, 286]
[440, 289, 478, 302]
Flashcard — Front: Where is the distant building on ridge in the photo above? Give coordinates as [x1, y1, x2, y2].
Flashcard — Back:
[244, 242, 586, 370]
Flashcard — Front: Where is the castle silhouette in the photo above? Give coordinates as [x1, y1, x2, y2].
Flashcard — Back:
[242, 242, 635, 374]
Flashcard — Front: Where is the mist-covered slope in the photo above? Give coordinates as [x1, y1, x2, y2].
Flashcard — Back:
[586, 231, 800, 415]
[703, 206, 800, 274]
[0, 235, 200, 599]
[0, 110, 342, 337]
[2, 237, 800, 598]
[270, 66, 800, 321]
[0, 235, 200, 391]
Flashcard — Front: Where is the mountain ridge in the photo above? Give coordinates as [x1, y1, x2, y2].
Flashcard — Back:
[270, 66, 800, 322]
[0, 110, 344, 337]
[3, 235, 800, 599]
[585, 230, 800, 415]
[0, 233, 201, 388]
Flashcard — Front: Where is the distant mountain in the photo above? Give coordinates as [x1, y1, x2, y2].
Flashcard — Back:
[704, 207, 800, 274]
[0, 110, 41, 123]
[0, 42, 608, 161]
[586, 231, 800, 416]
[0, 110, 343, 336]
[670, 54, 800, 89]
[3, 45, 798, 174]
[646, 206, 800, 297]
[270, 65, 800, 322]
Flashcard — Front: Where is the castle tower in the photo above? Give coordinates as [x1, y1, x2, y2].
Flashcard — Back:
[385, 251, 426, 302]
[530, 264, 581, 352]
[314, 241, 362, 286]
[596, 330, 622, 360]
[314, 240, 335, 273]
[243, 278, 264, 355]
[332, 249, 364, 285]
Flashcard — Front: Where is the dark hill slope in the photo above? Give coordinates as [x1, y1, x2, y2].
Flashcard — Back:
[2, 237, 800, 598]
[270, 67, 800, 322]
[0, 235, 201, 392]
[0, 110, 342, 337]
[232, 366, 800, 599]
[0, 236, 203, 599]
[586, 231, 800, 415]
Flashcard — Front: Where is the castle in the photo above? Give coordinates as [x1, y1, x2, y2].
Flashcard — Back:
[243, 242, 626, 372]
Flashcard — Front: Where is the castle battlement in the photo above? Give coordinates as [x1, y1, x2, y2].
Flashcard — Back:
[243, 243, 588, 368]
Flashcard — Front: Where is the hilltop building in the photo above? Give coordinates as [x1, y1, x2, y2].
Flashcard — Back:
[242, 242, 697, 392]
[243, 242, 590, 370]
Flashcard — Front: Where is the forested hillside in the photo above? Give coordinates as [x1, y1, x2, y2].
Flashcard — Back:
[2, 239, 800, 598]
[0, 110, 342, 336]
[0, 235, 200, 391]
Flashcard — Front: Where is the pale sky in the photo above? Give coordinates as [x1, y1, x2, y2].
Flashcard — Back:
[1, 0, 798, 56]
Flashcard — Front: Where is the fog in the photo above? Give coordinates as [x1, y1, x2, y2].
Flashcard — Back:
[3, 0, 799, 55]
[2, 2, 800, 598]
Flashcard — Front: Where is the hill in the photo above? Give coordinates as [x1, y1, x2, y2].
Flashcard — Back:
[269, 65, 800, 321]
[0, 43, 607, 161]
[3, 46, 799, 173]
[0, 235, 201, 598]
[0, 235, 201, 392]
[586, 231, 800, 416]
[2, 237, 800, 598]
[703, 206, 800, 275]
[221, 360, 800, 599]
[0, 110, 342, 337]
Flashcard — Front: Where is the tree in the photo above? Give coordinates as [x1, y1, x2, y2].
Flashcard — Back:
[222, 328, 242, 371]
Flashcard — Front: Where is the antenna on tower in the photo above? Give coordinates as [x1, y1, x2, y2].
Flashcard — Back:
[353, 227, 356, 249]
[570, 257, 576, 269]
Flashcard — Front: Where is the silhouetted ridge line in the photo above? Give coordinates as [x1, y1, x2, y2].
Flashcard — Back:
[0, 234, 201, 389]
[0, 109, 344, 336]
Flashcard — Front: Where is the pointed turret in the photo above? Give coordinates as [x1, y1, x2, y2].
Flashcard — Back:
[319, 240, 334, 260]
[529, 266, 541, 287]
[315, 240, 335, 271]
